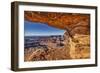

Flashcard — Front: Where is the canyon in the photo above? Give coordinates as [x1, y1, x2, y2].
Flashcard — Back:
[24, 11, 90, 61]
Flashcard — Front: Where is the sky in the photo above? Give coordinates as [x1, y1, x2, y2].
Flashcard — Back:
[24, 21, 65, 36]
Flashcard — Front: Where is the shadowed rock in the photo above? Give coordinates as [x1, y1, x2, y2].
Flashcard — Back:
[24, 11, 90, 35]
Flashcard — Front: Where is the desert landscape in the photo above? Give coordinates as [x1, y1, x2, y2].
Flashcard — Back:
[24, 11, 90, 61]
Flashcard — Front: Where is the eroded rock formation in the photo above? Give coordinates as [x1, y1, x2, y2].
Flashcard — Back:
[24, 11, 90, 35]
[24, 11, 90, 61]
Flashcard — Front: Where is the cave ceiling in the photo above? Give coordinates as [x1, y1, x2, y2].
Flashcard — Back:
[24, 11, 90, 35]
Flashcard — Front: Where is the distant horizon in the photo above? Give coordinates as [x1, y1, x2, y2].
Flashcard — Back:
[24, 20, 65, 36]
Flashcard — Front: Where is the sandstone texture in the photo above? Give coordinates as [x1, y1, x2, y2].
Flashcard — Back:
[24, 11, 90, 61]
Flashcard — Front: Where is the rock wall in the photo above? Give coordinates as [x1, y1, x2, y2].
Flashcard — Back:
[24, 11, 90, 61]
[24, 11, 90, 35]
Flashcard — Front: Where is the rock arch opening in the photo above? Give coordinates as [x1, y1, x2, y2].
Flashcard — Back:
[24, 11, 90, 61]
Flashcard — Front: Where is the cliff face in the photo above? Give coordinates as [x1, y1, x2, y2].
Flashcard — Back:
[24, 34, 90, 61]
[24, 11, 90, 35]
[24, 11, 90, 61]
